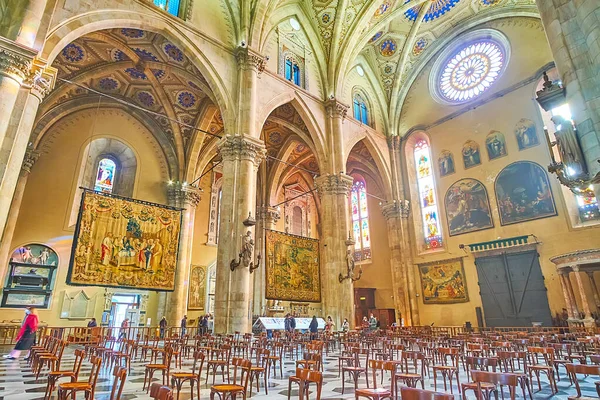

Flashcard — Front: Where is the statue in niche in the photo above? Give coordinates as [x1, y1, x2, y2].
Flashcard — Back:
[241, 230, 254, 268]
[551, 115, 587, 177]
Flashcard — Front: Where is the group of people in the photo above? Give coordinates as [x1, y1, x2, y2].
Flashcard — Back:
[283, 313, 351, 339]
[100, 233, 163, 270]
[361, 313, 379, 331]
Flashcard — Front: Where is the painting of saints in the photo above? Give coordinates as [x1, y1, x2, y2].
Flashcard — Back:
[421, 184, 435, 207]
[151, 240, 163, 272]
[418, 258, 469, 304]
[515, 119, 539, 150]
[485, 131, 507, 160]
[462, 140, 481, 169]
[425, 211, 439, 238]
[438, 151, 455, 176]
[101, 233, 113, 265]
[495, 161, 557, 225]
[417, 154, 430, 178]
[380, 39, 397, 57]
[144, 239, 154, 271]
[444, 179, 493, 236]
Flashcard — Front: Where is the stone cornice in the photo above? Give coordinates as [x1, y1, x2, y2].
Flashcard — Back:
[167, 182, 202, 208]
[314, 173, 354, 196]
[217, 134, 266, 167]
[234, 47, 267, 75]
[0, 37, 36, 84]
[325, 98, 349, 119]
[380, 200, 410, 220]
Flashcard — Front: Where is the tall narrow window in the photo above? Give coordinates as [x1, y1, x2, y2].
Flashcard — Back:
[153, 0, 181, 16]
[285, 58, 292, 81]
[353, 94, 369, 125]
[414, 140, 443, 249]
[95, 158, 116, 193]
[293, 64, 300, 86]
[351, 178, 371, 261]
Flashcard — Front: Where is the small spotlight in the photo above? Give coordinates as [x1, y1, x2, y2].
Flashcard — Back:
[182, 181, 188, 187]
[168, 180, 174, 185]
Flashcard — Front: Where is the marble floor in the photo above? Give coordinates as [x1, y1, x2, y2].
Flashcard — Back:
[0, 345, 597, 399]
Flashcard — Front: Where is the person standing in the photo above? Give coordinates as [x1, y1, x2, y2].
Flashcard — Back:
[3, 307, 38, 360]
[341, 318, 349, 332]
[87, 318, 97, 327]
[119, 318, 129, 339]
[201, 315, 209, 335]
[159, 316, 167, 339]
[181, 315, 187, 336]
[309, 316, 318, 340]
[325, 316, 335, 332]
[369, 313, 377, 331]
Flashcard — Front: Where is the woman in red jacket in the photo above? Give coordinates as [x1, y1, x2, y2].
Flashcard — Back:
[3, 307, 39, 360]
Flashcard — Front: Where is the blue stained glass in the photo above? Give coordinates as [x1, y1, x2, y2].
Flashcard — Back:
[360, 103, 368, 125]
[293, 64, 300, 86]
[166, 0, 180, 16]
[153, 0, 167, 9]
[285, 59, 292, 81]
[353, 100, 361, 121]
[95, 158, 116, 193]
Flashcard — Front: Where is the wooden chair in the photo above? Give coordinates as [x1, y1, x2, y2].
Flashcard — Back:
[150, 383, 174, 400]
[400, 387, 454, 400]
[355, 360, 396, 400]
[56, 355, 102, 400]
[206, 344, 232, 385]
[338, 342, 360, 377]
[566, 363, 600, 399]
[171, 350, 205, 400]
[31, 337, 60, 374]
[526, 346, 558, 394]
[471, 370, 520, 400]
[144, 346, 174, 392]
[44, 348, 86, 400]
[35, 339, 68, 380]
[210, 357, 252, 400]
[460, 356, 498, 399]
[268, 341, 284, 378]
[111, 339, 134, 373]
[287, 368, 323, 400]
[249, 348, 270, 395]
[342, 347, 370, 394]
[28, 335, 52, 366]
[394, 351, 426, 390]
[432, 347, 460, 393]
[108, 366, 128, 400]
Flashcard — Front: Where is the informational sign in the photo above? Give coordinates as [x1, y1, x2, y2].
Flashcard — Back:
[253, 317, 326, 331]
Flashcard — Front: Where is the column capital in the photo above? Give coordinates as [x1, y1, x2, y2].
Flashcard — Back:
[234, 47, 267, 75]
[387, 135, 402, 151]
[217, 134, 266, 167]
[0, 37, 36, 84]
[23, 58, 57, 101]
[572, 265, 581, 272]
[380, 199, 410, 220]
[167, 182, 202, 208]
[258, 205, 281, 225]
[21, 149, 40, 174]
[325, 98, 349, 119]
[314, 173, 354, 197]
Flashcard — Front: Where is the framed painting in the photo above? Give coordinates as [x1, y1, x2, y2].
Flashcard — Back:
[495, 161, 557, 225]
[515, 118, 539, 150]
[265, 230, 321, 302]
[1, 291, 49, 308]
[10, 244, 58, 266]
[485, 131, 507, 160]
[445, 178, 494, 236]
[67, 190, 182, 291]
[462, 140, 481, 169]
[438, 150, 455, 177]
[418, 258, 469, 304]
[188, 265, 206, 310]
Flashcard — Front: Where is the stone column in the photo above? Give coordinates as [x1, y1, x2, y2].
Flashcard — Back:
[564, 272, 581, 319]
[325, 99, 349, 173]
[535, 0, 600, 184]
[253, 206, 280, 316]
[315, 173, 354, 328]
[571, 266, 595, 326]
[166, 182, 201, 326]
[558, 272, 577, 319]
[214, 135, 265, 334]
[586, 271, 600, 309]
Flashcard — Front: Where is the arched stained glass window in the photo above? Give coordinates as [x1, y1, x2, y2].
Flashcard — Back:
[95, 158, 116, 193]
[351, 178, 371, 261]
[285, 56, 301, 86]
[353, 94, 369, 125]
[414, 140, 443, 249]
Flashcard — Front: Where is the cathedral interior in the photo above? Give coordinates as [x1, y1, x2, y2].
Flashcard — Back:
[1, 0, 600, 398]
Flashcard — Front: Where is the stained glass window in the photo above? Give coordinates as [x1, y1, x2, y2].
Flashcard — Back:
[350, 178, 371, 261]
[95, 158, 116, 193]
[414, 140, 443, 249]
[439, 41, 504, 103]
[284, 56, 301, 87]
[153, 0, 181, 17]
[353, 94, 369, 125]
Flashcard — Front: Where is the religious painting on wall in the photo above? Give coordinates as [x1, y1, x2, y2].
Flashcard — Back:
[67, 190, 182, 291]
[10, 244, 58, 266]
[495, 161, 557, 225]
[515, 118, 539, 150]
[485, 131, 507, 160]
[438, 150, 455, 177]
[418, 258, 469, 304]
[265, 229, 321, 302]
[188, 265, 206, 310]
[445, 179, 494, 236]
[462, 140, 481, 169]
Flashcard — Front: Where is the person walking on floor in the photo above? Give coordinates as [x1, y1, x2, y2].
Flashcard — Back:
[159, 316, 167, 338]
[4, 307, 39, 360]
[119, 318, 129, 339]
[309, 315, 319, 340]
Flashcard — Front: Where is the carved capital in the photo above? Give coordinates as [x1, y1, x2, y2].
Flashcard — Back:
[217, 134, 266, 167]
[167, 182, 202, 208]
[387, 135, 402, 151]
[21, 149, 40, 174]
[571, 265, 581, 273]
[0, 38, 35, 83]
[381, 199, 410, 220]
[23, 58, 57, 101]
[314, 173, 354, 197]
[325, 98, 349, 119]
[235, 47, 267, 75]
[258, 205, 281, 226]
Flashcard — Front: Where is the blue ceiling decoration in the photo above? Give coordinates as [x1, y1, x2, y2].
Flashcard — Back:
[404, 0, 461, 22]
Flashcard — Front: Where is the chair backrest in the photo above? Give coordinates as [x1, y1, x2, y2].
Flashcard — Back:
[149, 383, 174, 400]
[566, 363, 600, 397]
[465, 356, 497, 372]
[400, 387, 455, 400]
[72, 349, 86, 379]
[527, 346, 555, 365]
[231, 357, 252, 389]
[368, 360, 396, 390]
[471, 370, 518, 400]
[256, 348, 270, 367]
[192, 351, 206, 376]
[88, 356, 103, 387]
[109, 366, 127, 400]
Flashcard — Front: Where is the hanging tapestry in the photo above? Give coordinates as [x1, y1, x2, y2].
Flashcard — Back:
[418, 258, 469, 304]
[67, 190, 182, 291]
[188, 265, 207, 310]
[265, 230, 321, 302]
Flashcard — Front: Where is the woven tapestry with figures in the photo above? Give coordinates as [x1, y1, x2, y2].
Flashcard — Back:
[67, 190, 182, 291]
[265, 230, 321, 302]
